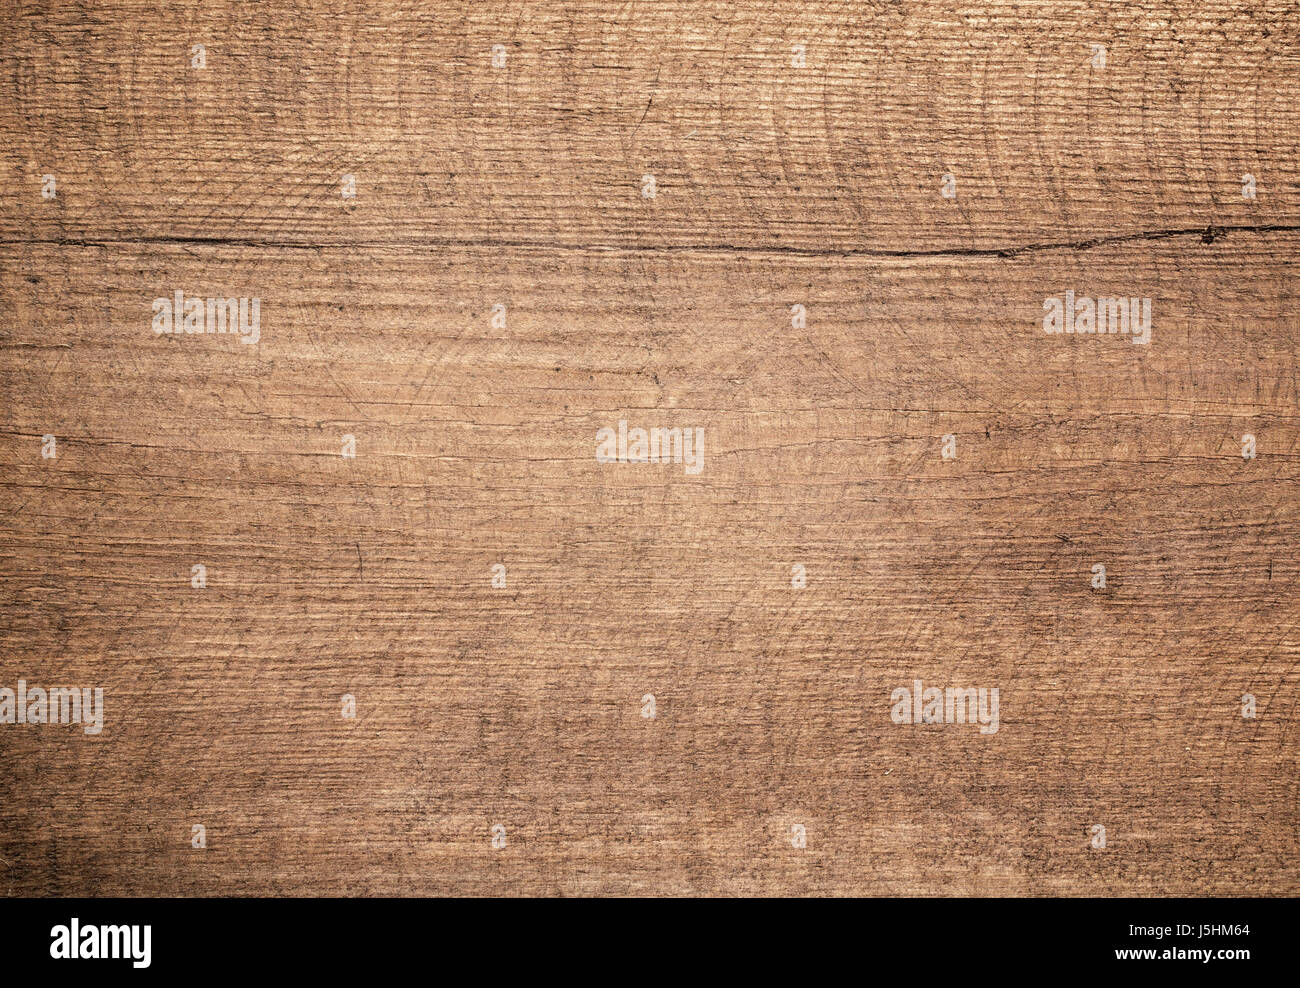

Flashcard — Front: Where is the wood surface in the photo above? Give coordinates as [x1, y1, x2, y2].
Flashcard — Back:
[1, 0, 1298, 896]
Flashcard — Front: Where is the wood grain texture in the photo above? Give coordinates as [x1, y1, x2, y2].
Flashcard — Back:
[1, 1, 1298, 896]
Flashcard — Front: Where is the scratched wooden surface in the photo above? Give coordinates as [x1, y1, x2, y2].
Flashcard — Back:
[1, 1, 1298, 896]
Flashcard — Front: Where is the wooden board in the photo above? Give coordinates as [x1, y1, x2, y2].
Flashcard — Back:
[1, 1, 1297, 896]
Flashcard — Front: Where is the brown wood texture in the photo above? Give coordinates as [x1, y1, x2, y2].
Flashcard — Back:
[1, 1, 1298, 896]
